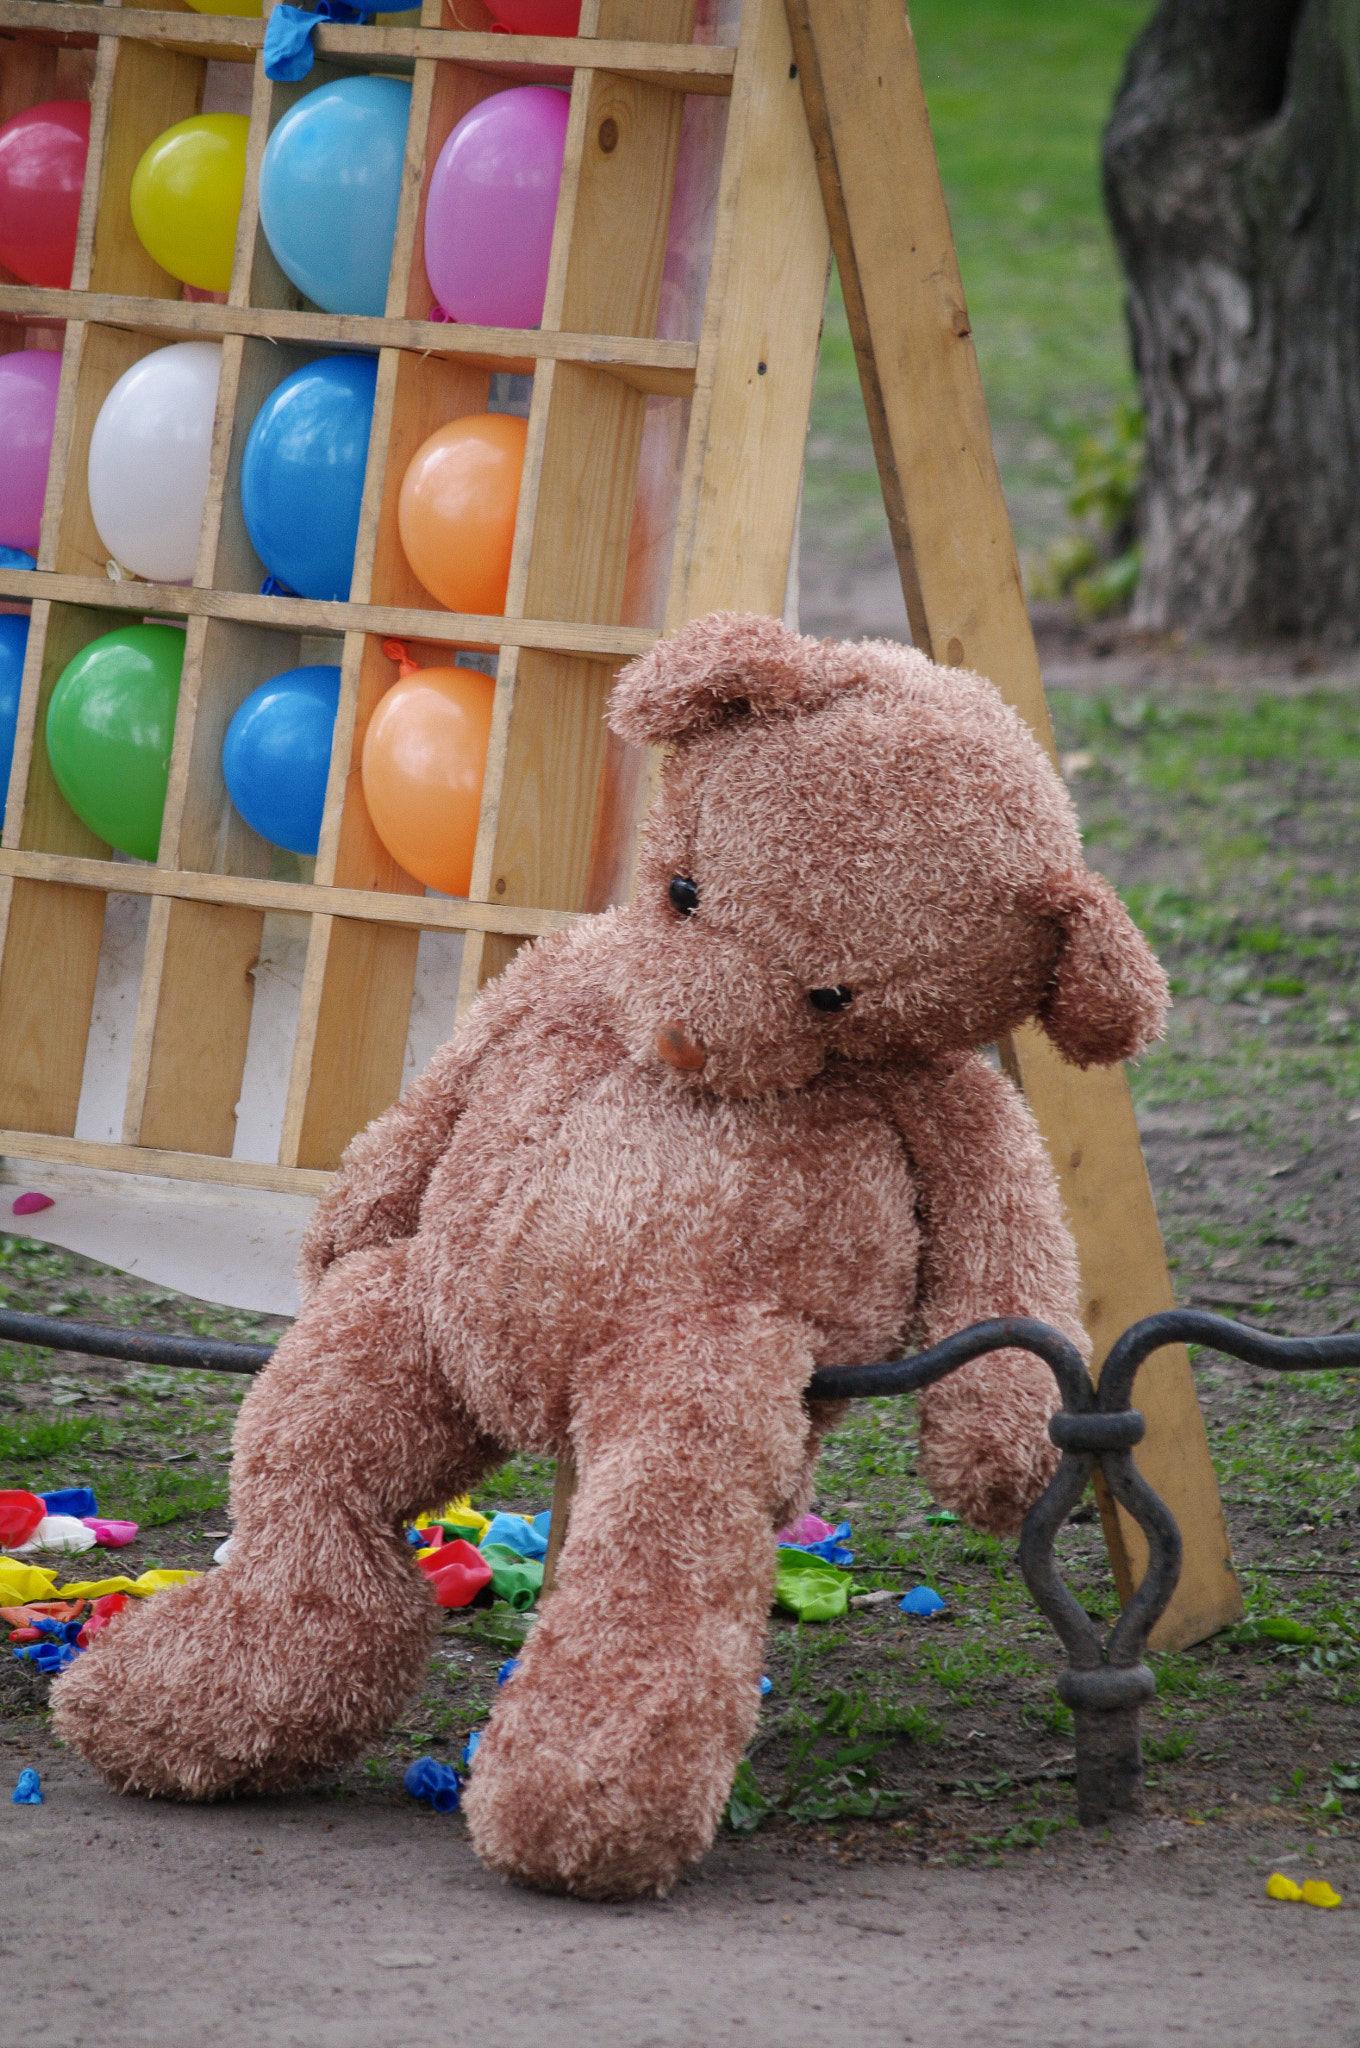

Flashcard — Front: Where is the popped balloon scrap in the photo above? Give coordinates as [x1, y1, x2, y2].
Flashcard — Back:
[404, 1756, 461, 1813]
[1266, 1873, 1342, 1908]
[899, 1586, 948, 1618]
[12, 1768, 41, 1805]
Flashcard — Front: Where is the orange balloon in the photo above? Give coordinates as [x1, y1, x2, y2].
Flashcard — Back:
[397, 412, 526, 615]
[361, 664, 495, 895]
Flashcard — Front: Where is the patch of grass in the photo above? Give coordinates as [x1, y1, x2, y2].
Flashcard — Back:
[805, 0, 1153, 564]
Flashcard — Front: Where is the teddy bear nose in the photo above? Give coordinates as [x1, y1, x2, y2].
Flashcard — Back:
[655, 1022, 708, 1072]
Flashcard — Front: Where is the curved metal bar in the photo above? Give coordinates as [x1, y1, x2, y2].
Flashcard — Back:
[1017, 1451, 1103, 1670]
[1099, 1309, 1360, 1412]
[0, 1308, 274, 1375]
[1099, 1449, 1184, 1668]
[808, 1316, 1094, 1412]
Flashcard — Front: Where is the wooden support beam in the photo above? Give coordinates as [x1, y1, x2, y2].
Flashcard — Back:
[783, 0, 1241, 1650]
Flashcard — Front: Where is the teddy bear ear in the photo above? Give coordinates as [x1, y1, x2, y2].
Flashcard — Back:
[1030, 870, 1169, 1068]
[607, 610, 850, 745]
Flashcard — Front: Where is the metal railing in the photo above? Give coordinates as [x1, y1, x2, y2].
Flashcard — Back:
[3, 1302, 1357, 1823]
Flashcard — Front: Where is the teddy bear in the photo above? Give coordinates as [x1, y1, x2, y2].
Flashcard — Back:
[53, 612, 1167, 1899]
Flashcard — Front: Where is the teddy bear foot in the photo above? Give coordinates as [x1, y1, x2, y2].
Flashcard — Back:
[465, 1737, 711, 1901]
[53, 1550, 434, 1799]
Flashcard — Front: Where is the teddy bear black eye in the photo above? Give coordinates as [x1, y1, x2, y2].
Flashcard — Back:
[808, 985, 853, 1012]
[668, 877, 699, 917]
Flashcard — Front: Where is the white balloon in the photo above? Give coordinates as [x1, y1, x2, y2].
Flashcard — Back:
[87, 341, 222, 583]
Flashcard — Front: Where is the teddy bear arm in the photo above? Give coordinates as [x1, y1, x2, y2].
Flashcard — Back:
[882, 1059, 1088, 1535]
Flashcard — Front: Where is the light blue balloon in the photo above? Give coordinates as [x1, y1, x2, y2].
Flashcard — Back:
[222, 664, 340, 856]
[241, 354, 377, 600]
[0, 612, 29, 815]
[259, 76, 411, 316]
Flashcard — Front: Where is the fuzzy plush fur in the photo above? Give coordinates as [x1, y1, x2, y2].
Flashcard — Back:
[53, 615, 1168, 1900]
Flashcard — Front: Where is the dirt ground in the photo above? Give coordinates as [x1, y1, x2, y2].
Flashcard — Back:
[3, 576, 1360, 2042]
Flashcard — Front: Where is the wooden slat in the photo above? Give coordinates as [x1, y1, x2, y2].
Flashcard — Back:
[0, 1125, 331, 1196]
[0, 847, 580, 937]
[0, 7, 738, 91]
[290, 918, 422, 1170]
[135, 898, 264, 1154]
[0, 287, 699, 395]
[0, 566, 660, 656]
[0, 879, 108, 1133]
[785, 0, 1240, 1653]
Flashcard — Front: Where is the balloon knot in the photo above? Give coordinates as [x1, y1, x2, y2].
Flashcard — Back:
[382, 638, 420, 678]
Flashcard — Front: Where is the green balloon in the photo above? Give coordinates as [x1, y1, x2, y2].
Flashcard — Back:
[46, 625, 185, 860]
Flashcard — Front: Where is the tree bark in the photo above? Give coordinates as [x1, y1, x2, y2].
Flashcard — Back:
[1104, 0, 1360, 641]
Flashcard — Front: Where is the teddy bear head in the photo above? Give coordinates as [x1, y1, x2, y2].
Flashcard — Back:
[602, 613, 1168, 1102]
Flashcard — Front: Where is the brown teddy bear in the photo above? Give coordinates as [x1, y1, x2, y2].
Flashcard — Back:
[53, 613, 1167, 1899]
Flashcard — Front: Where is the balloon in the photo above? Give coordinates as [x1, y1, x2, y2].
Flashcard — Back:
[0, 351, 61, 554]
[0, 613, 28, 813]
[86, 341, 221, 583]
[0, 101, 89, 288]
[46, 625, 185, 860]
[240, 353, 376, 601]
[424, 87, 568, 327]
[490, 0, 580, 29]
[397, 413, 526, 615]
[259, 78, 411, 317]
[130, 114, 249, 293]
[361, 663, 494, 896]
[222, 664, 340, 857]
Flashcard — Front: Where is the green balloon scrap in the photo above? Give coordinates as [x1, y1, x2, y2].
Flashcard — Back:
[774, 1549, 852, 1622]
[480, 1542, 544, 1613]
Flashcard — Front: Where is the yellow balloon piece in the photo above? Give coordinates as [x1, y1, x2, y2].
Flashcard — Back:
[1266, 1872, 1343, 1908]
[130, 114, 249, 292]
[52, 1568, 200, 1599]
[0, 1559, 62, 1605]
[0, 1556, 198, 1601]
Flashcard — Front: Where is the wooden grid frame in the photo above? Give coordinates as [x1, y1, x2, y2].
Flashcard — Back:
[0, 0, 830, 1195]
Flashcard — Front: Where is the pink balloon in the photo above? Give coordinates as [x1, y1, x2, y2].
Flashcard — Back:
[423, 86, 568, 329]
[0, 350, 61, 553]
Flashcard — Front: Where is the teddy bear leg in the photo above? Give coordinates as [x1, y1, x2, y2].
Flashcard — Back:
[465, 1307, 817, 1900]
[52, 1242, 505, 1800]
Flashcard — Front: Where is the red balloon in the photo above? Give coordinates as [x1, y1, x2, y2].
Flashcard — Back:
[0, 100, 90, 289]
[491, 0, 581, 31]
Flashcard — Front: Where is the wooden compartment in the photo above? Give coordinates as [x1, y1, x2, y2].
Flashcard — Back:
[0, 0, 830, 1191]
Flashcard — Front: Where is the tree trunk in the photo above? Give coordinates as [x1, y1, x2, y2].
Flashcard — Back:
[1104, 0, 1360, 641]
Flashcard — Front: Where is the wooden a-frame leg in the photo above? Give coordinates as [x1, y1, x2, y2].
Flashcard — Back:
[783, 0, 1241, 1649]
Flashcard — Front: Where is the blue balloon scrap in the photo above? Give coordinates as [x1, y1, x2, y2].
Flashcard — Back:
[462, 1728, 482, 1768]
[41, 1487, 97, 1519]
[241, 354, 378, 601]
[481, 1512, 549, 1561]
[222, 664, 340, 857]
[263, 0, 380, 83]
[14, 1641, 79, 1673]
[0, 546, 35, 571]
[12, 1768, 42, 1805]
[496, 1658, 519, 1687]
[760, 1675, 772, 1696]
[404, 1756, 461, 1813]
[779, 1520, 854, 1568]
[899, 1585, 947, 1618]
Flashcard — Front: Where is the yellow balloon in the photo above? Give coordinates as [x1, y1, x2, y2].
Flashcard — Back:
[130, 114, 249, 292]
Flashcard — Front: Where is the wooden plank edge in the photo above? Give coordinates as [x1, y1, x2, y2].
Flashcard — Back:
[0, 571, 660, 658]
[0, 288, 698, 394]
[0, 1128, 332, 1197]
[0, 848, 583, 937]
[0, 7, 735, 89]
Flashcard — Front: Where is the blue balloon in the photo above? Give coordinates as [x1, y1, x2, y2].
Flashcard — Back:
[241, 355, 376, 601]
[222, 663, 340, 856]
[259, 76, 411, 316]
[0, 612, 29, 813]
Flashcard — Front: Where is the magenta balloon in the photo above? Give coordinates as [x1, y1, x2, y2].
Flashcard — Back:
[0, 350, 61, 553]
[423, 86, 568, 328]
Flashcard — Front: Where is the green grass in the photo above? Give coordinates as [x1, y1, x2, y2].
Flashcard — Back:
[805, 0, 1153, 564]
